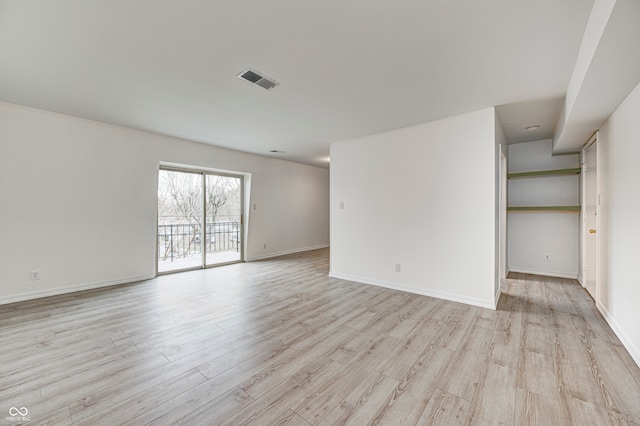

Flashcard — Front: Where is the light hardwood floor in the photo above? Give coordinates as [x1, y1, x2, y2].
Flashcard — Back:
[1, 248, 639, 425]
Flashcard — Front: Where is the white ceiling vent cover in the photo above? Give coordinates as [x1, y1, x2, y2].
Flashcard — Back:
[237, 68, 279, 90]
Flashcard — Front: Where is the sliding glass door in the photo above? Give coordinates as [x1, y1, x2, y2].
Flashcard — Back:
[157, 170, 203, 272]
[157, 168, 243, 274]
[205, 174, 242, 266]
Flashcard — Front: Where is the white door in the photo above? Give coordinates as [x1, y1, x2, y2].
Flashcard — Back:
[583, 137, 598, 299]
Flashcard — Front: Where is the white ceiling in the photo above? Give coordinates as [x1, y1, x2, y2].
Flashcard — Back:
[0, 0, 597, 167]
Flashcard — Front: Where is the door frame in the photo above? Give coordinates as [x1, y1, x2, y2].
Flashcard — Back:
[581, 132, 599, 301]
[499, 148, 508, 288]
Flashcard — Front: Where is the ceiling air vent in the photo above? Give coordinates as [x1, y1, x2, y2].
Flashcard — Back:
[237, 68, 279, 90]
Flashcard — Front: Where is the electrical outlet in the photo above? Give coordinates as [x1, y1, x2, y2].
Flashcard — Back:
[395, 264, 401, 273]
[263, 243, 267, 249]
[30, 270, 41, 281]
[544, 253, 551, 262]
[339, 201, 345, 210]
[253, 204, 256, 210]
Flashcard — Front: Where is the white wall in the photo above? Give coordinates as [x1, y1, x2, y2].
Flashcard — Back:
[598, 80, 640, 366]
[507, 140, 580, 278]
[330, 108, 497, 309]
[0, 101, 329, 304]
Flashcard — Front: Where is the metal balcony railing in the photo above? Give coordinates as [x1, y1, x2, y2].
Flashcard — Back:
[158, 217, 240, 262]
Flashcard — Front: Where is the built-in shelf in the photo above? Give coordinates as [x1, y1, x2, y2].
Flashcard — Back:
[507, 206, 581, 212]
[507, 168, 581, 179]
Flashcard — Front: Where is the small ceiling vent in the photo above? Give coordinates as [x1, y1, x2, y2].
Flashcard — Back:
[237, 68, 279, 90]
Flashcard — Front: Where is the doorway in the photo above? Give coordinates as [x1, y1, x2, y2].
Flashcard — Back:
[583, 134, 598, 299]
[157, 167, 243, 274]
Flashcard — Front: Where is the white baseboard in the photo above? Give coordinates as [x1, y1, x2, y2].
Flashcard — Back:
[246, 244, 329, 262]
[1, 245, 330, 305]
[577, 274, 585, 287]
[508, 268, 578, 280]
[328, 272, 496, 310]
[0, 273, 155, 306]
[597, 301, 640, 368]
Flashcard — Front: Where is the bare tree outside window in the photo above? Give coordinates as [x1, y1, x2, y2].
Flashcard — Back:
[206, 175, 240, 224]
[158, 170, 203, 225]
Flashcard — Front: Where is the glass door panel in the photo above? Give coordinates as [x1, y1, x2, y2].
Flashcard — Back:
[157, 170, 203, 273]
[205, 174, 242, 266]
